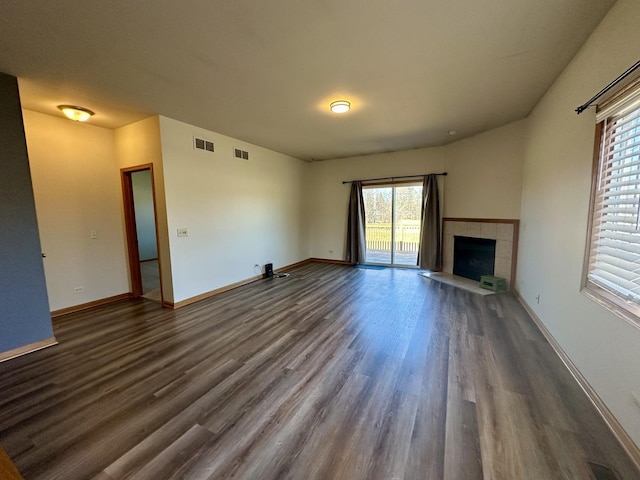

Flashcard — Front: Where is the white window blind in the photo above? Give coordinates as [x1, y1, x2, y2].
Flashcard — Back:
[588, 96, 640, 307]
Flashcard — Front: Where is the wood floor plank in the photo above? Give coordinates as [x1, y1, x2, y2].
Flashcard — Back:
[129, 424, 215, 480]
[101, 358, 243, 480]
[365, 388, 420, 480]
[314, 354, 406, 480]
[404, 327, 450, 480]
[179, 351, 361, 478]
[227, 372, 372, 480]
[543, 425, 601, 480]
[0, 263, 638, 479]
[447, 308, 476, 403]
[443, 397, 483, 480]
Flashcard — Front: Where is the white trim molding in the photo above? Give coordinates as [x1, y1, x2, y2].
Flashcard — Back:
[515, 291, 640, 472]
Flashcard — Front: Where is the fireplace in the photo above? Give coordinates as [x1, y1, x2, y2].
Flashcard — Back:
[443, 218, 518, 289]
[453, 236, 496, 281]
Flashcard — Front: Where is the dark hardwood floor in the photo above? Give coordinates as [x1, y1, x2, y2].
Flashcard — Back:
[0, 262, 638, 479]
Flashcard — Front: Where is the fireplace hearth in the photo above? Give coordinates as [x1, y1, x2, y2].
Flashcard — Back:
[453, 236, 496, 281]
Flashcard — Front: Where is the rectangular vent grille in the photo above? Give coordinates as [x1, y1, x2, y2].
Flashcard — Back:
[234, 148, 249, 160]
[194, 137, 214, 153]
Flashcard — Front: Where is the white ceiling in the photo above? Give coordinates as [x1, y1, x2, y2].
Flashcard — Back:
[0, 1, 615, 161]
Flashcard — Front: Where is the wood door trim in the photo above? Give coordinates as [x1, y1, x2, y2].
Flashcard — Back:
[121, 164, 162, 301]
[121, 169, 143, 297]
[121, 163, 154, 174]
[0, 444, 24, 480]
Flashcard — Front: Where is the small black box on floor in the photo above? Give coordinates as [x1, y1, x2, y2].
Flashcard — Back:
[264, 263, 273, 278]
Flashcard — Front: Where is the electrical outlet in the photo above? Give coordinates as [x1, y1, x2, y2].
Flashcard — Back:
[177, 228, 189, 237]
[73, 286, 84, 294]
[90, 229, 98, 239]
[535, 294, 540, 304]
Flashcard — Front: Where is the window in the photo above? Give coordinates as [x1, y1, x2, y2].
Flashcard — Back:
[584, 81, 640, 325]
[362, 182, 423, 266]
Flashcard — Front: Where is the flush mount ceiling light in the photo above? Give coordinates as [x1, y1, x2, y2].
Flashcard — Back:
[330, 100, 350, 113]
[57, 105, 94, 122]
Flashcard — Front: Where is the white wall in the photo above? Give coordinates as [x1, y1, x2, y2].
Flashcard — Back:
[24, 110, 129, 311]
[115, 116, 173, 303]
[444, 119, 526, 219]
[158, 116, 307, 303]
[305, 148, 446, 260]
[306, 120, 527, 261]
[518, 0, 640, 445]
[25, 112, 307, 308]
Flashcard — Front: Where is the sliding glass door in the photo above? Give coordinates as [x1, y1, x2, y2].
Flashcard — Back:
[363, 186, 392, 264]
[363, 183, 422, 266]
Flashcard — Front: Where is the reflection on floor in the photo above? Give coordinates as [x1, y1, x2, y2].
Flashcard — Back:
[420, 271, 496, 296]
[2, 263, 637, 478]
[140, 259, 161, 303]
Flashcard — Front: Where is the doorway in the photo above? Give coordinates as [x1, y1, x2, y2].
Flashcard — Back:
[363, 182, 423, 267]
[121, 165, 162, 303]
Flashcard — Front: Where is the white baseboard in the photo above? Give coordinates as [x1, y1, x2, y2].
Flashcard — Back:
[514, 291, 640, 472]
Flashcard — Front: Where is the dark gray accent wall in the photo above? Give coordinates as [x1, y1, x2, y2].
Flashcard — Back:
[0, 72, 54, 353]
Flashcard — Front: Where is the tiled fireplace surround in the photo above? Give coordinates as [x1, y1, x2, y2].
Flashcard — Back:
[442, 218, 519, 288]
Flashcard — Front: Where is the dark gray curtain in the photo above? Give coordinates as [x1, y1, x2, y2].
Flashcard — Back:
[346, 181, 366, 264]
[418, 174, 442, 270]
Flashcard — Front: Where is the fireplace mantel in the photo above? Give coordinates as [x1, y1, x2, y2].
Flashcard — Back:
[442, 218, 519, 288]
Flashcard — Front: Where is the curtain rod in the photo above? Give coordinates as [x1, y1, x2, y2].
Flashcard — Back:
[342, 172, 447, 184]
[576, 60, 640, 114]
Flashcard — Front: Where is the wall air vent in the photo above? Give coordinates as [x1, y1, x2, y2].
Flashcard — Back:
[234, 148, 249, 160]
[194, 137, 214, 153]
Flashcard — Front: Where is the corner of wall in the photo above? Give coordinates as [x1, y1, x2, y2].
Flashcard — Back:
[115, 116, 174, 304]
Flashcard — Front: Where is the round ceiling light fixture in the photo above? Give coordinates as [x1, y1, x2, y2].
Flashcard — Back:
[58, 105, 95, 122]
[330, 100, 350, 114]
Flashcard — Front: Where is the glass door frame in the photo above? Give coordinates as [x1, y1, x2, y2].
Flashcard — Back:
[362, 180, 422, 268]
